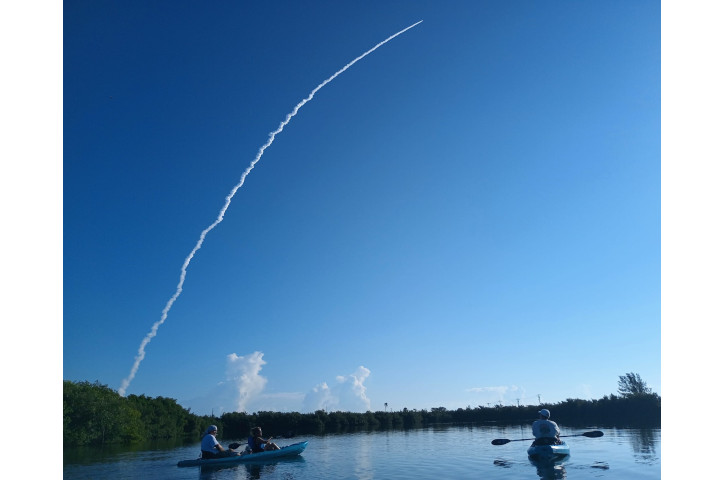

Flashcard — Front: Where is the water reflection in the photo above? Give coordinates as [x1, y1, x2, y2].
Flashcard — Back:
[493, 459, 513, 468]
[627, 428, 660, 465]
[353, 432, 374, 480]
[195, 457, 305, 479]
[533, 462, 567, 479]
[241, 462, 276, 479]
[494, 457, 567, 479]
[63, 426, 661, 480]
[64, 439, 189, 465]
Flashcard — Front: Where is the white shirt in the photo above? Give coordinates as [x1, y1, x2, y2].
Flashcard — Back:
[201, 433, 220, 453]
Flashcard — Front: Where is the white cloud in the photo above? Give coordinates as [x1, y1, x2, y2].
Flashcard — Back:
[303, 382, 336, 412]
[180, 351, 270, 415]
[337, 366, 372, 412]
[303, 366, 372, 413]
[226, 351, 268, 412]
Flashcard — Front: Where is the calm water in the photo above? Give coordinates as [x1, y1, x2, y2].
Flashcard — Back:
[63, 425, 660, 479]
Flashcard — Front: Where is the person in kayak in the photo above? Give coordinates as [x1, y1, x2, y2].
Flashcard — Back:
[201, 425, 239, 459]
[531, 409, 562, 446]
[248, 426, 281, 453]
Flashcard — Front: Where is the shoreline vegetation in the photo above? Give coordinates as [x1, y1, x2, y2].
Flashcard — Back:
[63, 373, 660, 447]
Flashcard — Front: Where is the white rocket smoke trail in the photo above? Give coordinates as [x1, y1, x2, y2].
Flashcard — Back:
[118, 20, 423, 396]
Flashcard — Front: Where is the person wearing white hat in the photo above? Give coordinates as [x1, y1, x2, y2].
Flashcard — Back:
[200, 425, 239, 459]
[531, 409, 561, 445]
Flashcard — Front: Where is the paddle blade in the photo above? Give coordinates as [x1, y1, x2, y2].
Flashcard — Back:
[582, 430, 604, 438]
[491, 439, 510, 445]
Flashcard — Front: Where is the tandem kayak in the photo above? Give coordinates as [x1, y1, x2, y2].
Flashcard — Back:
[527, 441, 570, 461]
[177, 441, 308, 467]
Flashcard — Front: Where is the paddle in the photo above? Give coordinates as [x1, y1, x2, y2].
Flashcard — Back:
[229, 434, 281, 451]
[491, 430, 603, 445]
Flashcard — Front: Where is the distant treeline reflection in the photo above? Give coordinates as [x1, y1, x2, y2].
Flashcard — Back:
[63, 380, 660, 447]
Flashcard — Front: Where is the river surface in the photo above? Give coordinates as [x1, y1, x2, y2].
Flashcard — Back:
[63, 425, 660, 479]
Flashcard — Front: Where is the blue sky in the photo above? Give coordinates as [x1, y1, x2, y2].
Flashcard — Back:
[56, 1, 665, 415]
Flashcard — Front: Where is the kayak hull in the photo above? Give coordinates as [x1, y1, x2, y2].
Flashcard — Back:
[527, 441, 570, 461]
[177, 441, 308, 467]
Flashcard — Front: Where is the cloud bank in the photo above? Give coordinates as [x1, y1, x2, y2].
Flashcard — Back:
[183, 354, 372, 415]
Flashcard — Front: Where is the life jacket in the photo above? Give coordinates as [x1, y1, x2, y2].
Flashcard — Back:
[248, 436, 264, 453]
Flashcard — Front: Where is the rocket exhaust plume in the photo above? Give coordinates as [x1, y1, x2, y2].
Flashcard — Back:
[118, 20, 423, 396]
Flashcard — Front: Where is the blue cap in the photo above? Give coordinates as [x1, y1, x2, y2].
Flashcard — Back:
[538, 409, 551, 418]
[206, 425, 218, 434]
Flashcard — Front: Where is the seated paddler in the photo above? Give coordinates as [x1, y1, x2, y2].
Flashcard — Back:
[201, 425, 239, 459]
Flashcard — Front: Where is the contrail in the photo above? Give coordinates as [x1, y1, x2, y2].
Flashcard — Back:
[118, 20, 423, 396]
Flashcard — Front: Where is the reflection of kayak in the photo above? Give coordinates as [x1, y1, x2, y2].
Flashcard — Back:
[526, 441, 570, 461]
[177, 441, 308, 467]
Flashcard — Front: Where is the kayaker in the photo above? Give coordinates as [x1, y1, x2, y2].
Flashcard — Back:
[249, 426, 281, 453]
[531, 409, 561, 445]
[201, 425, 239, 459]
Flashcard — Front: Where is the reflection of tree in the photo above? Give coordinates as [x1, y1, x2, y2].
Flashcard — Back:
[628, 428, 660, 464]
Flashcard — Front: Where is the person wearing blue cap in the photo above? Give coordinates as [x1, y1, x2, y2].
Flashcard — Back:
[200, 425, 239, 459]
[531, 409, 561, 445]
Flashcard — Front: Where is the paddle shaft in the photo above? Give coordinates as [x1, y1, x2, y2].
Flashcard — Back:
[491, 430, 603, 445]
[229, 434, 277, 450]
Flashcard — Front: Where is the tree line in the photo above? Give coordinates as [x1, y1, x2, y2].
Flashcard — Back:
[63, 373, 660, 447]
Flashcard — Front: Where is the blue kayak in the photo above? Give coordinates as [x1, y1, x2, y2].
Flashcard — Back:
[177, 441, 308, 467]
[526, 441, 570, 461]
